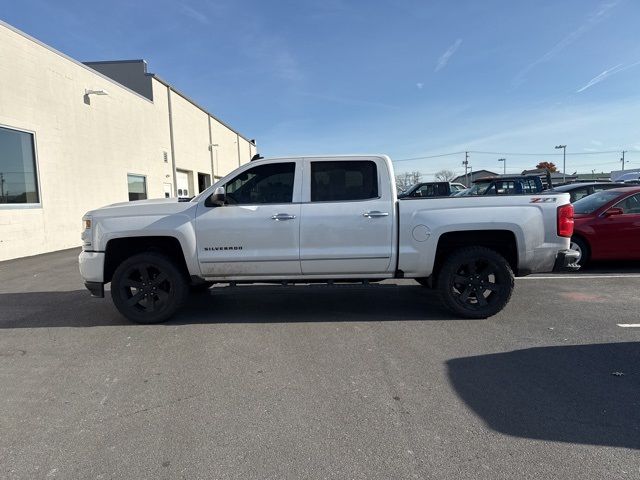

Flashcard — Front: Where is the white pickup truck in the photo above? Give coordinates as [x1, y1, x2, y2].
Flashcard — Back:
[79, 155, 578, 323]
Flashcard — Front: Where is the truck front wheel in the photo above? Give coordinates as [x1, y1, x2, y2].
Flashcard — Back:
[111, 252, 188, 324]
[437, 246, 514, 319]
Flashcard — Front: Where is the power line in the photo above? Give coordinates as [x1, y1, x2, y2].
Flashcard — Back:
[392, 149, 639, 162]
[393, 152, 465, 162]
[468, 149, 623, 156]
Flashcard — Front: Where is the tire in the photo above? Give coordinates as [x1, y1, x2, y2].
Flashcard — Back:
[437, 246, 514, 319]
[190, 281, 215, 293]
[570, 236, 590, 267]
[111, 252, 188, 324]
[415, 277, 430, 287]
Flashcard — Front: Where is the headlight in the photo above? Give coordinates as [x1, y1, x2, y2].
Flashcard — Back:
[81, 216, 93, 250]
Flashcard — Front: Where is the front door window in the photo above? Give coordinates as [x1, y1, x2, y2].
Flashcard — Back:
[225, 163, 295, 205]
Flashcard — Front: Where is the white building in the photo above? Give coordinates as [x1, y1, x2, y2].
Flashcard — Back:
[0, 21, 257, 261]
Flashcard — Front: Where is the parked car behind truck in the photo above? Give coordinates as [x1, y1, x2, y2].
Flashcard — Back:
[79, 155, 578, 324]
[398, 181, 467, 198]
[571, 186, 640, 266]
[544, 182, 626, 203]
[459, 175, 544, 196]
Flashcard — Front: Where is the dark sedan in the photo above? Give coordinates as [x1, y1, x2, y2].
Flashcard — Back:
[571, 186, 640, 266]
[545, 182, 626, 203]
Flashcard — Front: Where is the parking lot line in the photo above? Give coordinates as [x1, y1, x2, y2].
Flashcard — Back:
[517, 274, 640, 280]
[617, 324, 640, 328]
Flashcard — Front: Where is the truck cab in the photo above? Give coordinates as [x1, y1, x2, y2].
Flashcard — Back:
[196, 156, 395, 278]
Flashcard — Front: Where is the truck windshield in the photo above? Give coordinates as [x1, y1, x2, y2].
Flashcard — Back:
[573, 190, 620, 214]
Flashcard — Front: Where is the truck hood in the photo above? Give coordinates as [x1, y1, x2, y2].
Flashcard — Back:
[106, 197, 187, 208]
[86, 197, 197, 218]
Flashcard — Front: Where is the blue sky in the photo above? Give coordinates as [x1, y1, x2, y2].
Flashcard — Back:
[3, 0, 640, 178]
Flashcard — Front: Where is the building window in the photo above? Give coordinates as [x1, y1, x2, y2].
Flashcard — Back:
[0, 126, 39, 205]
[127, 174, 147, 201]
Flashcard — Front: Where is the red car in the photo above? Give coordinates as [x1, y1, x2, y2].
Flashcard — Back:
[571, 186, 640, 265]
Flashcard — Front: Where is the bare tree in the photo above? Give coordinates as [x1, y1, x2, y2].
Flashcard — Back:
[395, 171, 422, 192]
[434, 169, 456, 182]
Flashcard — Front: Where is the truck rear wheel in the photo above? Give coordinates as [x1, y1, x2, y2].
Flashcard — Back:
[111, 252, 188, 324]
[437, 246, 514, 319]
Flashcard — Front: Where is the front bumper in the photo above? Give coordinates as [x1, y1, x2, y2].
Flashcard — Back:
[79, 251, 105, 297]
[553, 249, 581, 272]
[79, 251, 105, 281]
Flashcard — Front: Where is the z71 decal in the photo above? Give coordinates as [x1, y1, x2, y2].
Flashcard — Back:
[530, 197, 557, 203]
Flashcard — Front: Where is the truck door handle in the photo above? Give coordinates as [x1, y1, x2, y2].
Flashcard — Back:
[363, 211, 389, 218]
[271, 213, 296, 221]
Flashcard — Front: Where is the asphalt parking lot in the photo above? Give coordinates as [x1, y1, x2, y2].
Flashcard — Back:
[1, 249, 639, 479]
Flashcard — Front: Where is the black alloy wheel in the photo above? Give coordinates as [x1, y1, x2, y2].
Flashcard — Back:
[111, 253, 187, 324]
[437, 246, 514, 318]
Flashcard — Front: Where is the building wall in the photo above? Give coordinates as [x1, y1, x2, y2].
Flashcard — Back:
[0, 22, 254, 261]
[169, 89, 213, 194]
[210, 121, 242, 179]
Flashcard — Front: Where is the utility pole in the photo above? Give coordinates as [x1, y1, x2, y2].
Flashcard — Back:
[0, 173, 4, 201]
[621, 150, 626, 171]
[498, 158, 506, 175]
[555, 145, 567, 183]
[463, 151, 470, 187]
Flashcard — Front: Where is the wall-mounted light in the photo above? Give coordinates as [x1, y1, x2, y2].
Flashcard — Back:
[84, 89, 109, 105]
[85, 89, 109, 96]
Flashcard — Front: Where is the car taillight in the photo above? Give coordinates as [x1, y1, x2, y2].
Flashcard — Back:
[557, 203, 574, 237]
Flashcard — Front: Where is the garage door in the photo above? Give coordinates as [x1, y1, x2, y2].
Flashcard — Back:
[176, 171, 190, 198]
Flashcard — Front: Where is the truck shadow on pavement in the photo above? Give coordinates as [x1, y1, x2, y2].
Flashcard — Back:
[175, 284, 463, 325]
[447, 342, 640, 450]
[0, 284, 464, 328]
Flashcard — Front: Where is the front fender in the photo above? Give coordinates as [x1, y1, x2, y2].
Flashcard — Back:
[94, 206, 200, 276]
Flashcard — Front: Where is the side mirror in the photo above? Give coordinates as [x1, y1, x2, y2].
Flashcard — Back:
[604, 207, 623, 217]
[207, 186, 226, 207]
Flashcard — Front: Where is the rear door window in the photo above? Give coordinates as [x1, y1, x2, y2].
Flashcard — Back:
[311, 161, 378, 202]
